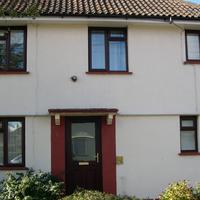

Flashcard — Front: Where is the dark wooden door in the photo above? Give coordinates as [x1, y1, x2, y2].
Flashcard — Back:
[66, 117, 102, 194]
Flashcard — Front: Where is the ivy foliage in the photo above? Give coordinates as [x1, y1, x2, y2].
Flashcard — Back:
[0, 170, 64, 200]
[63, 188, 140, 200]
[0, 3, 40, 18]
[193, 183, 200, 199]
[159, 181, 194, 200]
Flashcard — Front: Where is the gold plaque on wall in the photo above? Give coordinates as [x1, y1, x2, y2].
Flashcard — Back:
[116, 156, 124, 165]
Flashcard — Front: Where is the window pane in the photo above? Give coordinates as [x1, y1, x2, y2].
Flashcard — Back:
[187, 34, 200, 60]
[181, 131, 196, 151]
[91, 31, 105, 70]
[0, 40, 6, 68]
[181, 120, 194, 127]
[8, 121, 23, 164]
[0, 131, 3, 165]
[0, 121, 3, 130]
[109, 41, 126, 71]
[110, 30, 125, 38]
[10, 30, 24, 69]
[0, 30, 7, 37]
[71, 122, 96, 161]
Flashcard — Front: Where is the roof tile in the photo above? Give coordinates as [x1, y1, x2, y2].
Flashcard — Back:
[0, 0, 200, 19]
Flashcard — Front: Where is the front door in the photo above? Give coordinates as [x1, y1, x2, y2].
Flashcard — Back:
[66, 117, 102, 193]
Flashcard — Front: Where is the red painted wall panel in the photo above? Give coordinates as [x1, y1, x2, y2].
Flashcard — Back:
[101, 116, 116, 194]
[51, 116, 65, 182]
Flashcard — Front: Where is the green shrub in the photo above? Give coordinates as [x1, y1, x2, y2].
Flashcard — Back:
[193, 183, 200, 199]
[159, 181, 194, 200]
[62, 188, 140, 200]
[0, 170, 64, 200]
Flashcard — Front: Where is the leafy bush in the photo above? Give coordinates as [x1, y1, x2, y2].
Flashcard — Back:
[63, 188, 140, 200]
[193, 183, 200, 199]
[0, 170, 64, 200]
[159, 181, 194, 200]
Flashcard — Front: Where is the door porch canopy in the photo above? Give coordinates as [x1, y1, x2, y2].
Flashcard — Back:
[48, 108, 118, 125]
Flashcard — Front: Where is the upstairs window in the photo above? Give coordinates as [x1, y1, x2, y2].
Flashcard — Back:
[0, 118, 25, 167]
[89, 28, 128, 72]
[0, 27, 26, 71]
[185, 30, 200, 61]
[180, 116, 198, 152]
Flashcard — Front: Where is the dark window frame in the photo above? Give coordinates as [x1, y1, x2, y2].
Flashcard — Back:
[185, 30, 200, 62]
[180, 116, 198, 153]
[88, 27, 128, 72]
[0, 117, 25, 167]
[0, 26, 27, 72]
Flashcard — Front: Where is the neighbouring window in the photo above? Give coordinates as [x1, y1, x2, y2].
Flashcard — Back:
[185, 30, 200, 61]
[0, 27, 26, 71]
[0, 118, 25, 167]
[89, 28, 128, 72]
[180, 116, 198, 152]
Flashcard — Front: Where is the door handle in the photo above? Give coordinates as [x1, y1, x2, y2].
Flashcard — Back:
[95, 153, 99, 163]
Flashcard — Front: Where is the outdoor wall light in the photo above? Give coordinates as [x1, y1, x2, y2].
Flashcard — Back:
[71, 75, 78, 82]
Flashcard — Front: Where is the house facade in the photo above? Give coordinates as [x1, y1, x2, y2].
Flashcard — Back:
[0, 0, 200, 199]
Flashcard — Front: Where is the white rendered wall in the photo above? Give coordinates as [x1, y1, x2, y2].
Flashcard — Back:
[0, 22, 200, 198]
[25, 116, 51, 171]
[116, 115, 200, 199]
[0, 23, 199, 115]
[34, 24, 198, 115]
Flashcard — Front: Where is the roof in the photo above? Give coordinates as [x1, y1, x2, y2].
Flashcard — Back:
[0, 0, 200, 20]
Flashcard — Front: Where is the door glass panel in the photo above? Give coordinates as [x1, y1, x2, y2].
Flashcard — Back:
[71, 122, 96, 161]
[181, 131, 196, 151]
[10, 30, 24, 69]
[8, 121, 23, 164]
[0, 131, 3, 165]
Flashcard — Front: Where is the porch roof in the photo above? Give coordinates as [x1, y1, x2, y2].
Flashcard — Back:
[48, 108, 118, 125]
[48, 108, 118, 116]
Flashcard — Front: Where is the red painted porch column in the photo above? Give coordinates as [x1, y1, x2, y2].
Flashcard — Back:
[101, 116, 116, 194]
[51, 116, 65, 182]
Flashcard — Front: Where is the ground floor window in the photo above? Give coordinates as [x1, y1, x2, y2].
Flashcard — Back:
[0, 118, 25, 167]
[180, 116, 198, 152]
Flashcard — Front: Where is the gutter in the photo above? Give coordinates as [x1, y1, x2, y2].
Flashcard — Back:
[0, 16, 200, 26]
[173, 20, 200, 26]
